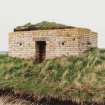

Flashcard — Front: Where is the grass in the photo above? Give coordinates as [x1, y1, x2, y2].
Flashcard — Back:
[0, 48, 105, 102]
[14, 21, 74, 31]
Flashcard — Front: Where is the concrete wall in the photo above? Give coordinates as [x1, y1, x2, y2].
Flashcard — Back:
[78, 30, 97, 53]
[9, 28, 97, 60]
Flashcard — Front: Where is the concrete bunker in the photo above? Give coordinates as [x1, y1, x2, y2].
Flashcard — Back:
[8, 21, 97, 62]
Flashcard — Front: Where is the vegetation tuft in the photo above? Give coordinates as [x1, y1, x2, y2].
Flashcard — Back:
[0, 48, 105, 102]
[14, 21, 75, 31]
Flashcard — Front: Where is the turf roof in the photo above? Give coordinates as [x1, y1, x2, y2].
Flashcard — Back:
[14, 21, 75, 31]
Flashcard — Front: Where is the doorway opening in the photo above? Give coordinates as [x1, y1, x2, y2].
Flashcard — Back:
[35, 41, 46, 63]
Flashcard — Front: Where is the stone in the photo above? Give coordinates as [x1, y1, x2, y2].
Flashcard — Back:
[9, 27, 97, 63]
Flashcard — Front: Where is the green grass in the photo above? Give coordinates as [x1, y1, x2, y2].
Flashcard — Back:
[0, 48, 105, 102]
[14, 21, 74, 31]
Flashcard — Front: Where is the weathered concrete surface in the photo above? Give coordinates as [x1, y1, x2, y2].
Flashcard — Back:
[9, 28, 97, 60]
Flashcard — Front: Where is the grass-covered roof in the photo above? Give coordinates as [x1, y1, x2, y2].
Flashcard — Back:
[14, 21, 75, 31]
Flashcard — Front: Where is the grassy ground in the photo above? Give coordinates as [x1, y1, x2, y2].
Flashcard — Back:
[0, 48, 105, 102]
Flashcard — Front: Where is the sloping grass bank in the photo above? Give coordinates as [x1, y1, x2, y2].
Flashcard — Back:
[0, 48, 105, 103]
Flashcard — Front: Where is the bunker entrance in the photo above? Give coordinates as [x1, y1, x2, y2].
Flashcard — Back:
[35, 41, 46, 63]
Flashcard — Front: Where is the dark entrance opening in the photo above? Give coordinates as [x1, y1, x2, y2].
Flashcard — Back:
[35, 41, 46, 63]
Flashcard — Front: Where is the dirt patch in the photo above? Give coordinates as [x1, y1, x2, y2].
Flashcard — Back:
[0, 89, 104, 105]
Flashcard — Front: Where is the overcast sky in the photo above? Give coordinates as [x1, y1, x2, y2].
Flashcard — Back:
[0, 0, 105, 51]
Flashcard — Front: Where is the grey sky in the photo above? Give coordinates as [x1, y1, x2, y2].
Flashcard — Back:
[0, 0, 105, 51]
